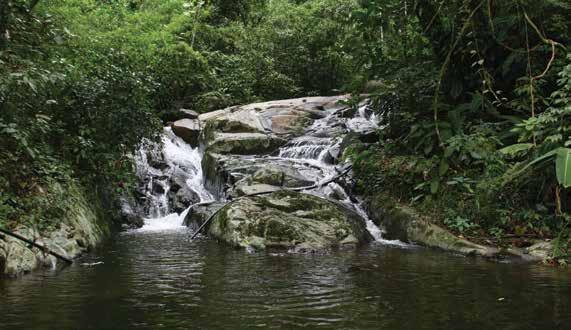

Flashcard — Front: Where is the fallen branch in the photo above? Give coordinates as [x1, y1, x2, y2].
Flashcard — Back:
[190, 165, 353, 239]
[0, 228, 73, 264]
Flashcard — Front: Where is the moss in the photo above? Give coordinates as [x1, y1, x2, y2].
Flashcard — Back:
[1, 179, 108, 277]
[207, 191, 372, 251]
[206, 133, 286, 155]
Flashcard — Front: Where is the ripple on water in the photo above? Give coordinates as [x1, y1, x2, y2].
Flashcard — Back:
[1, 230, 571, 329]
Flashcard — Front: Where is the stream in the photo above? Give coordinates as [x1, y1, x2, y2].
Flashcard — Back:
[1, 99, 570, 328]
[1, 233, 570, 329]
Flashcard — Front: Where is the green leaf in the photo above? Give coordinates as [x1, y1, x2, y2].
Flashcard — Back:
[556, 148, 571, 188]
[439, 159, 449, 176]
[430, 178, 440, 194]
[499, 143, 533, 157]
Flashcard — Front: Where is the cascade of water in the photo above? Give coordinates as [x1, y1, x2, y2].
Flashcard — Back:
[274, 107, 399, 243]
[134, 127, 213, 231]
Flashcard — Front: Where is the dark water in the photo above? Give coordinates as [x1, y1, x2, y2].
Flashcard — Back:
[1, 229, 570, 329]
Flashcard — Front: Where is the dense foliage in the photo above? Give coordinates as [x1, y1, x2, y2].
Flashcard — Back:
[350, 0, 570, 258]
[0, 0, 365, 230]
[1, 0, 569, 258]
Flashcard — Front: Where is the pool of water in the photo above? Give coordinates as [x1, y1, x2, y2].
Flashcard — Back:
[1, 228, 570, 329]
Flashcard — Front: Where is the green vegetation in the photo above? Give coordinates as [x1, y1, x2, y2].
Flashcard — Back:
[1, 0, 570, 259]
[349, 0, 570, 260]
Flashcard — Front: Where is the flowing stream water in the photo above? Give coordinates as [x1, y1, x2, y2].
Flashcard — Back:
[1, 104, 570, 329]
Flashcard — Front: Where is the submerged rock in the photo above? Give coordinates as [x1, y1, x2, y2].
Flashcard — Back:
[187, 191, 372, 252]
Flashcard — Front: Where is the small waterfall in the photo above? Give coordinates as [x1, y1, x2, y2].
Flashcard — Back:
[276, 108, 392, 242]
[346, 104, 379, 133]
[134, 127, 213, 231]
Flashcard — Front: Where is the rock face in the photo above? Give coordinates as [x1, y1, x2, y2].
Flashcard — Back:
[186, 191, 372, 252]
[0, 182, 105, 277]
[172, 119, 201, 148]
[363, 192, 556, 261]
[198, 96, 349, 154]
[205, 133, 286, 155]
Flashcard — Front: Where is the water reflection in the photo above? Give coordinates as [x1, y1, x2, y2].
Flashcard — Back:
[1, 229, 570, 329]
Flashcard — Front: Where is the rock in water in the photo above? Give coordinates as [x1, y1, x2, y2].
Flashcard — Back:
[172, 119, 201, 148]
[183, 202, 227, 232]
[188, 191, 373, 252]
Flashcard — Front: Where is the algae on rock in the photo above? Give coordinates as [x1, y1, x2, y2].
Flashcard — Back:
[0, 181, 107, 277]
[189, 190, 372, 252]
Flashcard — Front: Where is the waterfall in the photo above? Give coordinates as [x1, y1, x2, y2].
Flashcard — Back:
[276, 110, 398, 244]
[132, 99, 403, 244]
[134, 127, 213, 231]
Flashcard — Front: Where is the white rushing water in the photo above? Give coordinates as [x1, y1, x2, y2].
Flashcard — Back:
[276, 108, 404, 245]
[135, 127, 213, 231]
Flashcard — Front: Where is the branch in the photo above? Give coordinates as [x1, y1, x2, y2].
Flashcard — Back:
[0, 228, 73, 264]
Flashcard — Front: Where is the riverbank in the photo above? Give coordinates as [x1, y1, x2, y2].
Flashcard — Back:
[348, 143, 570, 265]
[0, 180, 109, 277]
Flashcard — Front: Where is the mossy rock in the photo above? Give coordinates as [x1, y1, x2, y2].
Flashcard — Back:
[0, 181, 106, 277]
[362, 192, 559, 260]
[205, 132, 287, 155]
[200, 191, 372, 252]
[251, 166, 313, 188]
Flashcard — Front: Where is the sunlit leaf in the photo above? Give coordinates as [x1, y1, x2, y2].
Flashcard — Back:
[556, 148, 571, 188]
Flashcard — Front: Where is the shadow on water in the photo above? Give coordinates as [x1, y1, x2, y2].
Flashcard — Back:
[1, 228, 570, 329]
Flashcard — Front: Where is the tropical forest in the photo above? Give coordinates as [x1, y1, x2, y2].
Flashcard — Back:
[1, 0, 570, 328]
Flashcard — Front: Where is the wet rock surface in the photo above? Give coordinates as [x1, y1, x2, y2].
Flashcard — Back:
[0, 182, 105, 277]
[172, 119, 201, 148]
[185, 191, 373, 252]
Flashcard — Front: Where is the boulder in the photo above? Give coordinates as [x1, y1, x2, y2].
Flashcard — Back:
[169, 187, 200, 213]
[251, 166, 313, 188]
[201, 153, 322, 198]
[231, 183, 282, 197]
[160, 108, 200, 122]
[172, 119, 201, 148]
[188, 191, 372, 252]
[198, 96, 351, 141]
[183, 202, 226, 231]
[119, 197, 145, 229]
